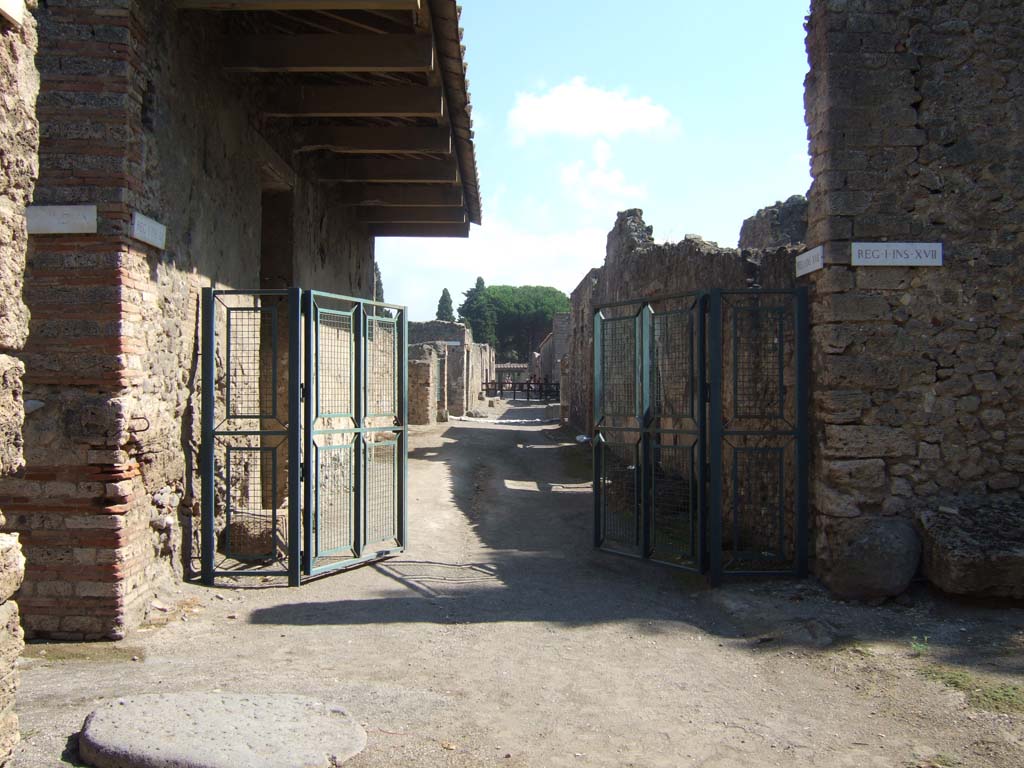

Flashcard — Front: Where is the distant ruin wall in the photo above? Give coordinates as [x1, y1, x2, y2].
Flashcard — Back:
[409, 320, 472, 346]
[0, 4, 37, 761]
[804, 0, 1024, 594]
[739, 195, 808, 250]
[565, 210, 798, 434]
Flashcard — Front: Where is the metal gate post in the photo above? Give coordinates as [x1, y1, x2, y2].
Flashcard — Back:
[287, 286, 302, 587]
[200, 287, 216, 586]
[707, 289, 724, 586]
[795, 286, 810, 577]
[353, 301, 365, 559]
[639, 304, 653, 558]
[399, 307, 409, 550]
[301, 290, 314, 576]
[696, 293, 709, 574]
[592, 310, 604, 549]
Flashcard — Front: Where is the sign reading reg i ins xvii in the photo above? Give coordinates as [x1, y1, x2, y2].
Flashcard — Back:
[851, 242, 943, 267]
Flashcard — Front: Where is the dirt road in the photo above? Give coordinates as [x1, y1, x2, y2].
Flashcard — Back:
[12, 404, 1024, 767]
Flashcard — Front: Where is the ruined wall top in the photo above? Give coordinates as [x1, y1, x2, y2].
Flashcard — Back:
[739, 195, 808, 250]
[408, 320, 473, 346]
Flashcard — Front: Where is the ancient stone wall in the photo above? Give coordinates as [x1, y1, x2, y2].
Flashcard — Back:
[408, 345, 439, 425]
[804, 0, 1024, 595]
[1, 0, 374, 639]
[565, 210, 798, 435]
[738, 195, 808, 250]
[446, 343, 493, 416]
[0, 3, 37, 760]
[408, 320, 472, 346]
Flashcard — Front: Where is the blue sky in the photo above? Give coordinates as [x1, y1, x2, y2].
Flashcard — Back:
[378, 0, 813, 321]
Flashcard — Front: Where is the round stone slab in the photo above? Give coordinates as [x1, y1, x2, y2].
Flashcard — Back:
[78, 693, 367, 768]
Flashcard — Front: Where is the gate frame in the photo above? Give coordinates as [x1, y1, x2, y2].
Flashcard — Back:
[200, 286, 407, 587]
[592, 287, 809, 585]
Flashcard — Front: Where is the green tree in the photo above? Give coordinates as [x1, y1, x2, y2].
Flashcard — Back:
[458, 280, 569, 362]
[436, 288, 455, 322]
[457, 277, 497, 346]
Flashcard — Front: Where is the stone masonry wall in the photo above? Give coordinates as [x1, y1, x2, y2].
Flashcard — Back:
[1, 0, 374, 640]
[566, 210, 799, 435]
[409, 320, 472, 346]
[804, 0, 1024, 594]
[739, 195, 808, 250]
[408, 344, 439, 425]
[0, 3, 37, 760]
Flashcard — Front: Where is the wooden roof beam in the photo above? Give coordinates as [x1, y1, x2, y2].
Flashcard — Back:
[316, 157, 458, 183]
[263, 85, 444, 117]
[294, 126, 451, 154]
[369, 222, 470, 238]
[179, 1, 420, 10]
[331, 183, 464, 207]
[357, 206, 466, 224]
[223, 34, 434, 73]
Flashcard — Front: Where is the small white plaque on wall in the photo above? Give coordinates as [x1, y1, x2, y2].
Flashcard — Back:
[851, 242, 943, 267]
[795, 245, 825, 277]
[26, 205, 98, 235]
[131, 212, 167, 250]
[0, 0, 24, 29]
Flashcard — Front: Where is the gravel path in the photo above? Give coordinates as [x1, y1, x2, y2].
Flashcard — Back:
[12, 404, 1024, 767]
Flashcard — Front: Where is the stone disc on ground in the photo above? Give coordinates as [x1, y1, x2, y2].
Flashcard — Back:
[78, 693, 366, 768]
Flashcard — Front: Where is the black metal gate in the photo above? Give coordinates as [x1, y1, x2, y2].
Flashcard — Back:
[592, 288, 808, 584]
[200, 288, 407, 586]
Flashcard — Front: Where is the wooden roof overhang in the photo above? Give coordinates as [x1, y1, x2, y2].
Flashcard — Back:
[177, 0, 481, 237]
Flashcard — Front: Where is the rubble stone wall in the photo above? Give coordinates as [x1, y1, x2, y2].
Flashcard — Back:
[409, 320, 472, 346]
[804, 0, 1024, 593]
[1, 0, 373, 640]
[0, 3, 37, 760]
[408, 345, 439, 425]
[565, 210, 798, 435]
[739, 195, 808, 250]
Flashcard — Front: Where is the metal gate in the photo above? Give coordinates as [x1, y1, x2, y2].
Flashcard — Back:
[592, 288, 808, 584]
[200, 287, 407, 586]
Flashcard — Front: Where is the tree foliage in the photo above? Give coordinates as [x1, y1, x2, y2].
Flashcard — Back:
[436, 288, 455, 322]
[457, 279, 569, 363]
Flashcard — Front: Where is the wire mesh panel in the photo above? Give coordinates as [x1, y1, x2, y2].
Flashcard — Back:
[597, 437, 641, 555]
[364, 438, 399, 548]
[315, 443, 355, 558]
[714, 290, 807, 578]
[591, 289, 807, 583]
[367, 316, 398, 418]
[202, 289, 297, 585]
[305, 291, 406, 578]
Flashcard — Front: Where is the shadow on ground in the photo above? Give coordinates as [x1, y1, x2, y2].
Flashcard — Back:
[251, 420, 1024, 676]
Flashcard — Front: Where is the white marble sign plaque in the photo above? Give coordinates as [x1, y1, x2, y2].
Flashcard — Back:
[851, 242, 943, 266]
[0, 0, 24, 28]
[26, 205, 98, 235]
[131, 212, 167, 250]
[795, 245, 825, 277]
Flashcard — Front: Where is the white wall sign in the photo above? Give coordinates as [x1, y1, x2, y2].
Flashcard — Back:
[0, 0, 25, 29]
[131, 211, 167, 250]
[851, 242, 943, 267]
[26, 205, 98, 235]
[795, 245, 825, 277]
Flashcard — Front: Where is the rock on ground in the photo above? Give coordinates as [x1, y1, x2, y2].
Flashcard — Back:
[820, 516, 921, 601]
[78, 693, 366, 768]
[919, 501, 1024, 599]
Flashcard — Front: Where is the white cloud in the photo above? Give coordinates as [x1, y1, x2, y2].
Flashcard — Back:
[559, 140, 646, 213]
[375, 216, 608, 323]
[508, 77, 675, 144]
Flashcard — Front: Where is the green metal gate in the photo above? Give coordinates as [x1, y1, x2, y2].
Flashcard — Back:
[593, 288, 808, 584]
[200, 287, 407, 586]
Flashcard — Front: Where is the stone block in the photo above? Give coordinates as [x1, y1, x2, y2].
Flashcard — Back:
[0, 356, 24, 477]
[0, 535, 24, 604]
[824, 425, 916, 458]
[818, 292, 891, 322]
[819, 516, 921, 600]
[0, 602, 23, 672]
[918, 502, 1024, 598]
[826, 458, 886, 489]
